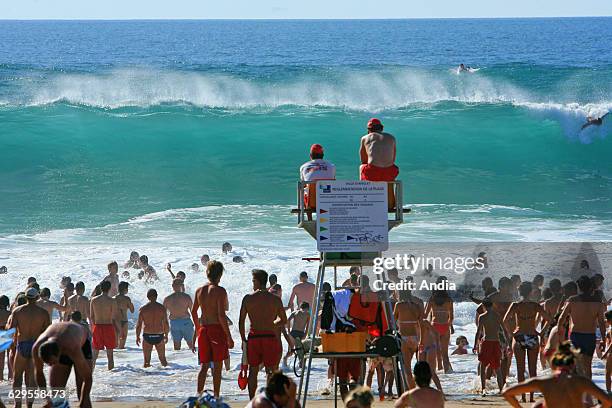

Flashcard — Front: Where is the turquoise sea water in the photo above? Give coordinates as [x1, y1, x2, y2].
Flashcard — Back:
[0, 18, 610, 401]
[1, 19, 611, 236]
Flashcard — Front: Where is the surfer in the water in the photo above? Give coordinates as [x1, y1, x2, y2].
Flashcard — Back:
[581, 112, 609, 130]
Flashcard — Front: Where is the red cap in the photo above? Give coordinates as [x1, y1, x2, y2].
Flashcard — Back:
[367, 118, 382, 129]
[310, 144, 324, 155]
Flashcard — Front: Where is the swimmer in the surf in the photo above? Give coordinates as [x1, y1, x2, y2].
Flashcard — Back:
[581, 112, 609, 130]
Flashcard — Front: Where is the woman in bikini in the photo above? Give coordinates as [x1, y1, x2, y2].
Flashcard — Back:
[503, 281, 551, 404]
[417, 320, 443, 393]
[425, 277, 454, 374]
[394, 287, 425, 389]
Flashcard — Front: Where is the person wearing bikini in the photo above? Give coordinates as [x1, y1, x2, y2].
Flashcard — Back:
[503, 281, 551, 404]
[425, 277, 454, 374]
[417, 320, 443, 393]
[394, 286, 425, 389]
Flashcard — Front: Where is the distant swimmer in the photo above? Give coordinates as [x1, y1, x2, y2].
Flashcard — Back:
[581, 112, 609, 130]
[457, 63, 478, 74]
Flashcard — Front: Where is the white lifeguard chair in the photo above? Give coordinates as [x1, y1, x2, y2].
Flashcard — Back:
[291, 180, 410, 408]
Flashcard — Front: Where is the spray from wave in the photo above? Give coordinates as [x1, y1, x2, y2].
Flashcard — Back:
[14, 67, 530, 110]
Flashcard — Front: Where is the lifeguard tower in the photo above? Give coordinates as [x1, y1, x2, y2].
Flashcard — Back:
[291, 180, 410, 407]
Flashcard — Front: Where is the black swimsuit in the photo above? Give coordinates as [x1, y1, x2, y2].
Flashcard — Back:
[143, 333, 164, 345]
[59, 338, 93, 366]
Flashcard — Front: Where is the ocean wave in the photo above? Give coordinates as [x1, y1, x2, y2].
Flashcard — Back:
[7, 67, 532, 110]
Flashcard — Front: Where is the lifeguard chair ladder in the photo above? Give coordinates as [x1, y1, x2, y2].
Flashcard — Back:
[290, 181, 411, 408]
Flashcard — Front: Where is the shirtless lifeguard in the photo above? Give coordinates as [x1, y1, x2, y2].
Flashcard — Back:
[192, 261, 233, 398]
[33, 322, 93, 408]
[359, 118, 398, 182]
[287, 272, 315, 311]
[164, 279, 194, 351]
[90, 280, 117, 370]
[136, 289, 169, 367]
[8, 288, 50, 408]
[239, 269, 287, 399]
[114, 282, 134, 349]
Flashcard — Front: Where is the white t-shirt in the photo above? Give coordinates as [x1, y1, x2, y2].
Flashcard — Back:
[299, 159, 336, 181]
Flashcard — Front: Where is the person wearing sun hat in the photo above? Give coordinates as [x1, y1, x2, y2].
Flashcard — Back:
[359, 118, 399, 182]
[299, 143, 336, 210]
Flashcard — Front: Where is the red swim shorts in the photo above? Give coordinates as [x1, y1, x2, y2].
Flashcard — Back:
[360, 164, 399, 182]
[478, 340, 502, 370]
[92, 324, 116, 350]
[247, 330, 281, 368]
[198, 324, 229, 364]
[337, 357, 362, 381]
[433, 323, 450, 336]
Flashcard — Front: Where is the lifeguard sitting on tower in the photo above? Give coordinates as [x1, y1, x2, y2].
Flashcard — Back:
[299, 143, 336, 216]
[360, 118, 399, 209]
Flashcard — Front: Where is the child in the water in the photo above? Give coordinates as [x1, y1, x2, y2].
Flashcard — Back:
[452, 335, 469, 355]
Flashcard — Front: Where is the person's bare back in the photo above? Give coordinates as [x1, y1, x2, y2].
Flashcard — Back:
[288, 282, 315, 311]
[195, 284, 227, 325]
[10, 303, 50, 341]
[505, 301, 545, 335]
[561, 293, 605, 334]
[244, 291, 284, 331]
[68, 294, 90, 323]
[164, 292, 192, 320]
[396, 386, 444, 408]
[360, 132, 396, 168]
[479, 310, 503, 341]
[115, 293, 133, 322]
[506, 373, 611, 408]
[90, 294, 116, 324]
[139, 302, 167, 334]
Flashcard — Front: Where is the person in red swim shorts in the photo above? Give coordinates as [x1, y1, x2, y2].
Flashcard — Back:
[359, 118, 399, 182]
[474, 299, 509, 395]
[90, 280, 117, 370]
[191, 260, 234, 399]
[239, 269, 287, 399]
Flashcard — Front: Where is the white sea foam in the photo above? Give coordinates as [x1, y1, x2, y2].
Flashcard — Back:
[17, 67, 529, 110]
[0, 204, 610, 402]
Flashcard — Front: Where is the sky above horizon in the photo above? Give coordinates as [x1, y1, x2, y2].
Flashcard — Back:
[2, 0, 611, 19]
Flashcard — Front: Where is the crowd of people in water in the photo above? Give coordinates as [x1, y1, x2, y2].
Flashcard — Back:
[0, 119, 611, 408]
[1, 246, 611, 408]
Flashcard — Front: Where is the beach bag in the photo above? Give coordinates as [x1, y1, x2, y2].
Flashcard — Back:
[177, 392, 230, 408]
[371, 334, 400, 358]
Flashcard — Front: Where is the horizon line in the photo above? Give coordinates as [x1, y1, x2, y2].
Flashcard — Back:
[1, 15, 611, 21]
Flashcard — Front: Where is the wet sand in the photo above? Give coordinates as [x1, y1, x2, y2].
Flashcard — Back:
[93, 395, 531, 407]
